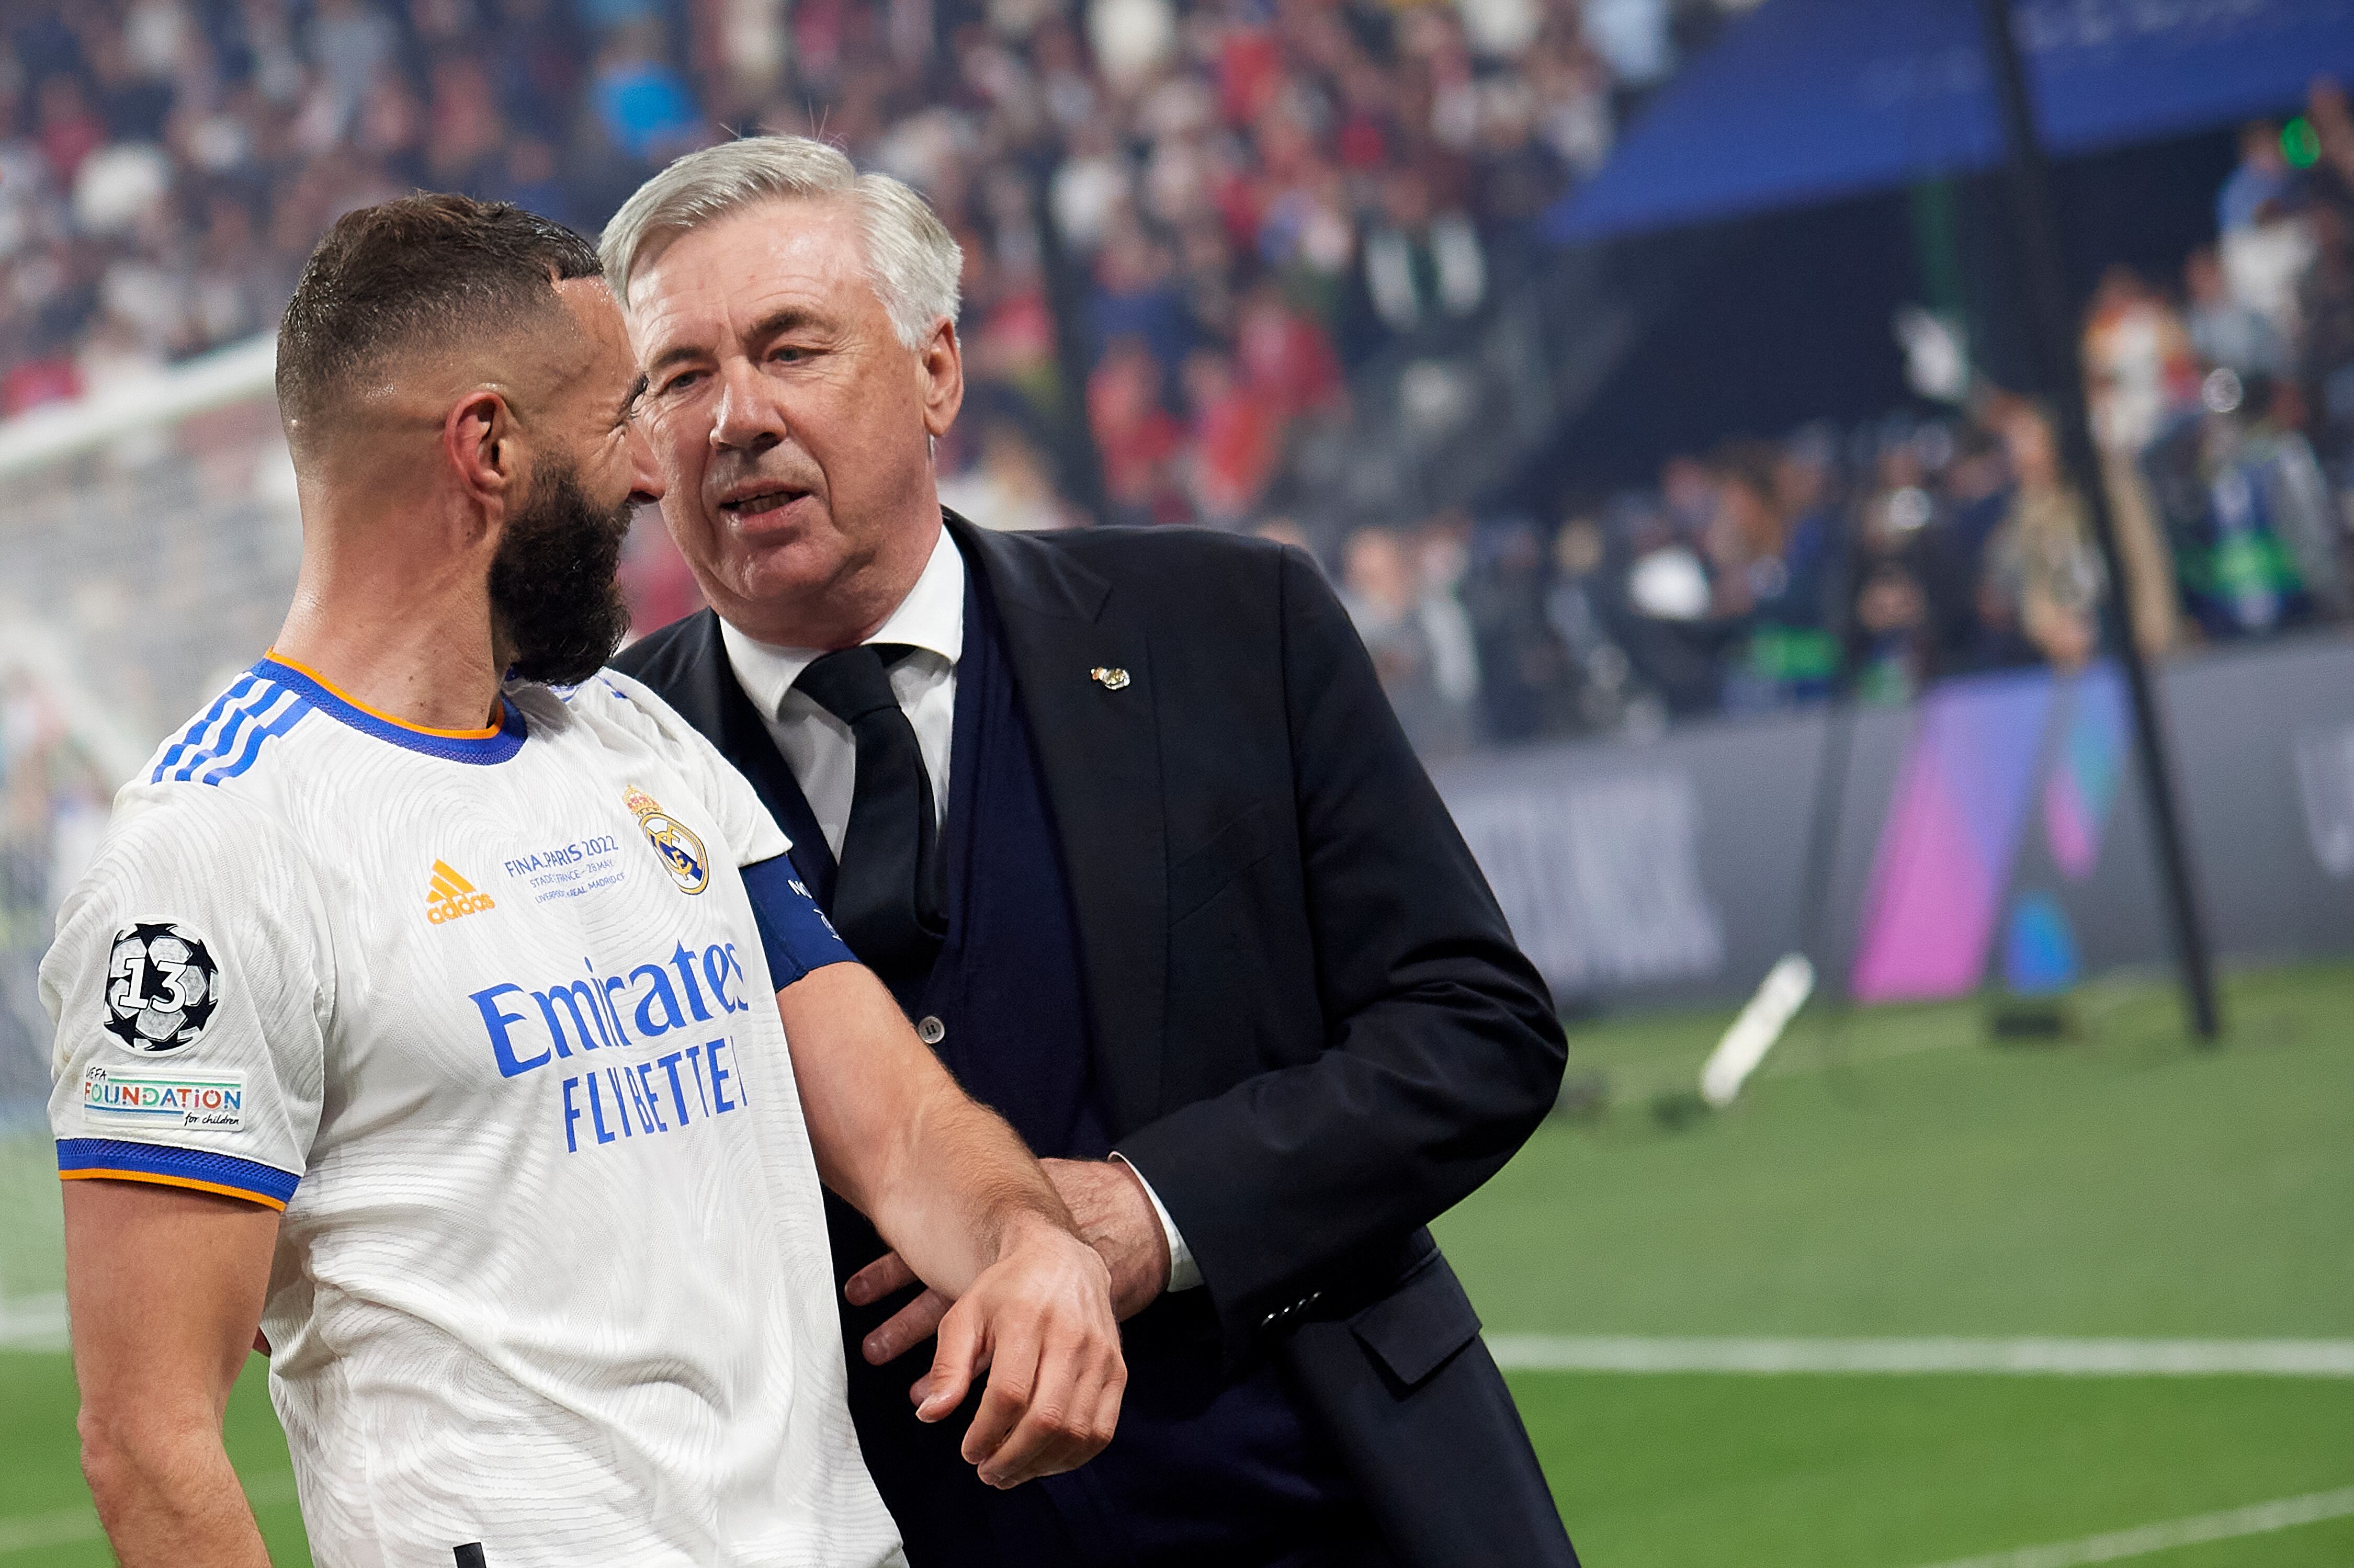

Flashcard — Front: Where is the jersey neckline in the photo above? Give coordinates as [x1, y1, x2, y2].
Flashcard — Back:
[256, 654, 528, 765]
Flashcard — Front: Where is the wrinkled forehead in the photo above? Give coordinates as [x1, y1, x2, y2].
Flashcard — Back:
[621, 196, 877, 340]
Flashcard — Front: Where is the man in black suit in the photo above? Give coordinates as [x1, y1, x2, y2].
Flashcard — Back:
[601, 135, 1578, 1568]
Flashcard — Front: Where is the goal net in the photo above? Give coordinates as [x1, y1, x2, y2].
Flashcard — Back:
[0, 337, 704, 1120]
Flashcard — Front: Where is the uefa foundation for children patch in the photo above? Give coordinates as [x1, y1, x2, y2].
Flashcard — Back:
[82, 1064, 246, 1134]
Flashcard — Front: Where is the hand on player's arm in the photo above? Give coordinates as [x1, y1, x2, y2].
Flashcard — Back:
[777, 962, 1125, 1487]
[847, 1155, 1172, 1365]
[62, 1179, 280, 1568]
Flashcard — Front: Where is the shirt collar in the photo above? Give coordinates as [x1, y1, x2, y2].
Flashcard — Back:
[719, 522, 966, 721]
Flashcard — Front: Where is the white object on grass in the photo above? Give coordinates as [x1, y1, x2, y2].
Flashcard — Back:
[1700, 952, 1815, 1107]
[1905, 1484, 2354, 1568]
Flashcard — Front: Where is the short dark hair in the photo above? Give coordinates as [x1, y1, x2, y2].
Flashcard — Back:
[276, 193, 602, 448]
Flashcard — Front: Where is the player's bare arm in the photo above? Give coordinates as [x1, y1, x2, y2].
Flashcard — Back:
[778, 962, 1125, 1487]
[63, 1179, 278, 1568]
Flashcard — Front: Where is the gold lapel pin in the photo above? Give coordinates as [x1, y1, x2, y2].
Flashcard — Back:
[1089, 666, 1131, 691]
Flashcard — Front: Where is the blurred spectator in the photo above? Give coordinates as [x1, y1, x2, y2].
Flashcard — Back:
[938, 418, 1084, 532]
[1543, 516, 1644, 733]
[1705, 438, 1838, 710]
[1460, 516, 1575, 741]
[1919, 419, 2013, 672]
[2081, 265, 2191, 653]
[1982, 400, 2102, 672]
[1340, 524, 1476, 756]
[2217, 120, 2316, 351]
[1087, 332, 1184, 525]
[2299, 205, 2354, 472]
[1361, 164, 1485, 339]
[2216, 120, 2299, 235]
[1180, 346, 1280, 527]
[2186, 244, 2291, 380]
[2147, 371, 2347, 638]
[590, 24, 704, 165]
[1844, 434, 1938, 702]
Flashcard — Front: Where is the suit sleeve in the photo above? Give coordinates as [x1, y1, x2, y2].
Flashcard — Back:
[1113, 546, 1567, 1342]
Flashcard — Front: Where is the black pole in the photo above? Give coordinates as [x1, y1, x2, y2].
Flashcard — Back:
[1975, 0, 2221, 1042]
[1029, 159, 1110, 524]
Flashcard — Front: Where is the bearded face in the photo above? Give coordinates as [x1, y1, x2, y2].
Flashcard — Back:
[489, 458, 637, 687]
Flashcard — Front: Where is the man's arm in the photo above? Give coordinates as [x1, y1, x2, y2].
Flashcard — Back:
[64, 1180, 278, 1568]
[846, 1155, 1170, 1366]
[846, 541, 1563, 1362]
[777, 962, 1125, 1487]
[1111, 544, 1568, 1339]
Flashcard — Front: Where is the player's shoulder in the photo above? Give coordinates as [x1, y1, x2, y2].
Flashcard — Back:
[108, 665, 340, 863]
[136, 662, 326, 799]
[548, 668, 710, 758]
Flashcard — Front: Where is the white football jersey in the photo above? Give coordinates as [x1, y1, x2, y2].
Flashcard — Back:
[42, 654, 905, 1568]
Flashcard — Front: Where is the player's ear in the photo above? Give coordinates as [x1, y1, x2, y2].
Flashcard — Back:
[445, 389, 519, 512]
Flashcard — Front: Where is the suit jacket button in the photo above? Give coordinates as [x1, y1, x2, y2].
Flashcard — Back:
[916, 1016, 947, 1046]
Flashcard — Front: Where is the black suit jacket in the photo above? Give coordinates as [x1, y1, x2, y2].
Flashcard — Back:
[614, 515, 1577, 1567]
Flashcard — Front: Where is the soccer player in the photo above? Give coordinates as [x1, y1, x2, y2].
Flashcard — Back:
[41, 195, 1123, 1568]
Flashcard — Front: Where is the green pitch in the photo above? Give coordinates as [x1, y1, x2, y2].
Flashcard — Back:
[1, 960, 2347, 1565]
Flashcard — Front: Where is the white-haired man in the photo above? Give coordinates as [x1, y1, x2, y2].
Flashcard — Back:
[608, 138, 1579, 1568]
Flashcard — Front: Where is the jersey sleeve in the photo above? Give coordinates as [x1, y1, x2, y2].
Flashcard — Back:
[576, 671, 791, 868]
[39, 786, 331, 1211]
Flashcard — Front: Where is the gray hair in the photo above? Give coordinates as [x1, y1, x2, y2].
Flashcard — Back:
[599, 136, 963, 349]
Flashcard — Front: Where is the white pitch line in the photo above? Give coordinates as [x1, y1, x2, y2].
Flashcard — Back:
[1485, 1335, 2354, 1377]
[0, 1473, 296, 1558]
[1907, 1485, 2354, 1568]
[0, 1294, 66, 1353]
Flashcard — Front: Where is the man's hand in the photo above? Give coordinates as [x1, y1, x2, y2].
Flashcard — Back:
[848, 1156, 1172, 1366]
[901, 1214, 1125, 1488]
[781, 963, 1130, 1485]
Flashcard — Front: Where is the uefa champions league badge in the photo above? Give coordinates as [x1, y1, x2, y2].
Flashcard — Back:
[101, 923, 221, 1054]
[625, 785, 710, 895]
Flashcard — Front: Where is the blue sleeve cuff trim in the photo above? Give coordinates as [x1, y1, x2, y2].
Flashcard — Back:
[58, 1138, 301, 1207]
[741, 856, 859, 990]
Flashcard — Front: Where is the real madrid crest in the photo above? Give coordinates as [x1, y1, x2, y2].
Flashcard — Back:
[625, 785, 710, 895]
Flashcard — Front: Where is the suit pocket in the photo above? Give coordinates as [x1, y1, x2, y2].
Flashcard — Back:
[1348, 1251, 1485, 1392]
[1168, 803, 1276, 923]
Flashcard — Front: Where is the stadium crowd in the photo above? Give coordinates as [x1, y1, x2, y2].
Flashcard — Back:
[0, 0, 1728, 489]
[1318, 95, 2354, 755]
[4, 0, 2350, 755]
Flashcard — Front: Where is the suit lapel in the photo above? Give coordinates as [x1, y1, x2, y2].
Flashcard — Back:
[954, 516, 1169, 1133]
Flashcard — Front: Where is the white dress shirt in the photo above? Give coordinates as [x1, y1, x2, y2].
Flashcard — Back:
[720, 526, 1201, 1292]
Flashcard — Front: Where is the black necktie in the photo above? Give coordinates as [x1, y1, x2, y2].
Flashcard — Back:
[793, 644, 944, 984]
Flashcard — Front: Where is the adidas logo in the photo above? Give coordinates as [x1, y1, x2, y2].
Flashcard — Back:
[426, 860, 496, 925]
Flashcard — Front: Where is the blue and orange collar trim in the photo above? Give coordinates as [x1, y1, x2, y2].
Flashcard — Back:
[257, 653, 527, 765]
